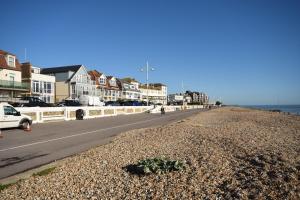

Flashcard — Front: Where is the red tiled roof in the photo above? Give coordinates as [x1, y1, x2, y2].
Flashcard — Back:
[0, 50, 22, 71]
[88, 70, 103, 85]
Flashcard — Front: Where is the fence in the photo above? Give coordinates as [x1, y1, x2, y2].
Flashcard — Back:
[17, 105, 204, 124]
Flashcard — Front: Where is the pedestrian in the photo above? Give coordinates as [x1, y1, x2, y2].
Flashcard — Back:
[0, 129, 3, 139]
[161, 106, 165, 115]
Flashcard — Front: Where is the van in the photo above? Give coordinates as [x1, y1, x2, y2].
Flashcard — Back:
[0, 103, 32, 129]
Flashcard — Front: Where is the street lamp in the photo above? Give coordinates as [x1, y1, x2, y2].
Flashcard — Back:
[140, 61, 155, 106]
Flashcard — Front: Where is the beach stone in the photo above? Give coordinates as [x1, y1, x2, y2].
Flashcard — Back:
[0, 107, 299, 199]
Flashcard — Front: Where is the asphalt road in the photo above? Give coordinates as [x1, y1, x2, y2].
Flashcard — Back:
[0, 109, 205, 179]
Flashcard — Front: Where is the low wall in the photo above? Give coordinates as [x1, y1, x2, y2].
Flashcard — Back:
[17, 105, 203, 124]
[150, 105, 204, 113]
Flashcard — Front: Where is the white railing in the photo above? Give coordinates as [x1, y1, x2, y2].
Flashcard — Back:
[16, 105, 204, 124]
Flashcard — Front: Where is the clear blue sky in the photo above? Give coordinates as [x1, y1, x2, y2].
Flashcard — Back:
[1, 0, 299, 105]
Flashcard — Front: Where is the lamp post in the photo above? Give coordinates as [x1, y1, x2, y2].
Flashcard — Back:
[140, 61, 155, 106]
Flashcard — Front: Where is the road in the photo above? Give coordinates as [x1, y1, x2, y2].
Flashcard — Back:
[0, 109, 205, 179]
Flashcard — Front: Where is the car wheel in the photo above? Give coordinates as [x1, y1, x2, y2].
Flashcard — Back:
[21, 120, 29, 130]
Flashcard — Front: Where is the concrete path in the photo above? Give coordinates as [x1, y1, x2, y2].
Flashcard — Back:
[0, 109, 205, 179]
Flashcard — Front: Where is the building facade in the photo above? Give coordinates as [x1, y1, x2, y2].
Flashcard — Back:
[41, 65, 95, 102]
[140, 83, 167, 105]
[168, 93, 184, 105]
[185, 91, 209, 104]
[21, 63, 56, 103]
[0, 50, 30, 100]
[119, 78, 141, 101]
[88, 70, 121, 101]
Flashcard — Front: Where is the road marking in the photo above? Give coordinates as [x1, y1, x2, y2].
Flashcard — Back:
[0, 110, 200, 152]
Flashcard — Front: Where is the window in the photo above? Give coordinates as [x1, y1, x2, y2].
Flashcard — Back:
[46, 82, 52, 93]
[7, 56, 15, 67]
[32, 81, 39, 93]
[9, 76, 14, 86]
[83, 86, 88, 95]
[109, 79, 116, 86]
[99, 77, 106, 85]
[4, 106, 17, 115]
[71, 84, 76, 95]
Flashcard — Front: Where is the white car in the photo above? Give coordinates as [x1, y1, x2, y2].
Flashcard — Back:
[0, 102, 32, 129]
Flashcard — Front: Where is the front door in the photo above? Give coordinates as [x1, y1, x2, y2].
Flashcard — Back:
[9, 76, 14, 87]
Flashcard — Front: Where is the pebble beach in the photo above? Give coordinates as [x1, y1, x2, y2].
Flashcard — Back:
[1, 107, 299, 199]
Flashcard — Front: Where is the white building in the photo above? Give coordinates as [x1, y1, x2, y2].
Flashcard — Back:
[120, 78, 141, 100]
[140, 83, 167, 105]
[0, 50, 30, 100]
[30, 66, 56, 103]
[20, 63, 56, 103]
[41, 65, 96, 102]
[168, 94, 183, 103]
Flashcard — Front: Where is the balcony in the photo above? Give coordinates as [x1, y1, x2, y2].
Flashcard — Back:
[0, 80, 30, 91]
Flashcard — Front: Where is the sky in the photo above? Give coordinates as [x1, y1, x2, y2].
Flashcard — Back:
[1, 0, 299, 105]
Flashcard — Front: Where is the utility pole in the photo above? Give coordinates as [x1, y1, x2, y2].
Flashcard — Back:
[24, 48, 27, 62]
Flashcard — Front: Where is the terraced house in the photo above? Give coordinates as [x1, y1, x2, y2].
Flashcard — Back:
[0, 50, 30, 100]
[119, 78, 141, 100]
[41, 65, 95, 102]
[88, 70, 121, 101]
[21, 63, 56, 103]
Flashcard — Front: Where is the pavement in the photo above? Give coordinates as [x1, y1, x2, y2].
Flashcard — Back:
[0, 109, 206, 181]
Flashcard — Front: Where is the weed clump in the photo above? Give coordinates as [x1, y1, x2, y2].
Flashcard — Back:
[137, 157, 186, 175]
[33, 167, 56, 177]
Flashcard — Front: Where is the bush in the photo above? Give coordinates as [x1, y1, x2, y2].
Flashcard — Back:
[137, 157, 186, 174]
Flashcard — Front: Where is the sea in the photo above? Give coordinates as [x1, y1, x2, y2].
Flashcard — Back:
[242, 105, 300, 115]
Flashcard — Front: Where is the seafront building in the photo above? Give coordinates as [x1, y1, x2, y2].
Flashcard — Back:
[185, 91, 209, 104]
[0, 50, 30, 100]
[1, 50, 174, 104]
[88, 70, 121, 101]
[21, 63, 56, 103]
[140, 83, 167, 105]
[168, 93, 184, 105]
[41, 65, 95, 102]
[119, 78, 141, 101]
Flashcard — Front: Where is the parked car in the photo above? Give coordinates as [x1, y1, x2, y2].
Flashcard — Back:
[0, 102, 32, 129]
[56, 100, 81, 107]
[122, 100, 142, 106]
[105, 101, 121, 106]
[13, 97, 52, 107]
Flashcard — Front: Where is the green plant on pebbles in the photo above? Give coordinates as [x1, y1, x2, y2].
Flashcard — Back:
[137, 157, 186, 175]
[33, 167, 56, 177]
[0, 183, 13, 191]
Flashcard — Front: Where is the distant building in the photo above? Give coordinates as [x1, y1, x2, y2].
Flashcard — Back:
[0, 50, 30, 100]
[119, 78, 141, 101]
[106, 76, 121, 101]
[41, 65, 95, 102]
[168, 93, 184, 105]
[139, 83, 167, 105]
[185, 91, 209, 104]
[88, 70, 121, 101]
[21, 63, 56, 103]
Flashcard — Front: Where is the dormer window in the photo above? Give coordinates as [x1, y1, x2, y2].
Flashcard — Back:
[109, 79, 116, 86]
[7, 55, 16, 67]
[99, 77, 106, 85]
